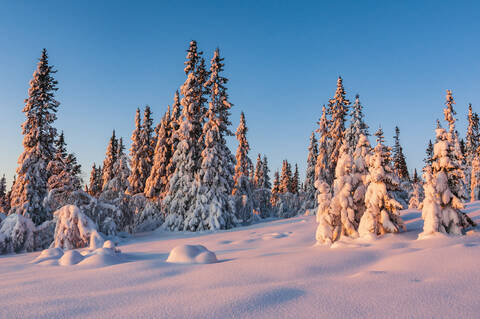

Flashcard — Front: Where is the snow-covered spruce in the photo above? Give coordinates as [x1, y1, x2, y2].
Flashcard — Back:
[315, 105, 331, 186]
[314, 181, 333, 244]
[0, 213, 35, 254]
[163, 41, 207, 231]
[419, 128, 476, 238]
[186, 48, 237, 231]
[358, 130, 406, 237]
[345, 94, 369, 152]
[351, 134, 371, 223]
[10, 49, 60, 225]
[302, 132, 318, 213]
[52, 205, 99, 250]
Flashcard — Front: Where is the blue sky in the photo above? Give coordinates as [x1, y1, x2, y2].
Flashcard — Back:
[0, 1, 479, 185]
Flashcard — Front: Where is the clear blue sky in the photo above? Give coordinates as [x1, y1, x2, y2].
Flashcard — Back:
[1, 1, 479, 185]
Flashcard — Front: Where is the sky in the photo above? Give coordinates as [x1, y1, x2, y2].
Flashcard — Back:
[0, 1, 479, 186]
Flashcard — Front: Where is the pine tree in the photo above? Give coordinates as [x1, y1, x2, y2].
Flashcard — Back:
[102, 130, 118, 190]
[470, 150, 480, 201]
[261, 155, 271, 190]
[165, 90, 182, 185]
[106, 137, 131, 194]
[232, 112, 254, 223]
[327, 76, 350, 182]
[420, 127, 476, 238]
[253, 154, 263, 189]
[345, 94, 369, 151]
[393, 126, 409, 180]
[10, 49, 60, 224]
[187, 48, 237, 230]
[145, 107, 172, 200]
[409, 169, 424, 209]
[163, 41, 209, 230]
[424, 140, 434, 169]
[280, 160, 292, 193]
[351, 134, 371, 224]
[358, 128, 406, 237]
[466, 104, 479, 166]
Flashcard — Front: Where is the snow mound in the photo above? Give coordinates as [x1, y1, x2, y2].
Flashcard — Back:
[103, 240, 115, 249]
[88, 231, 104, 250]
[32, 247, 64, 264]
[78, 247, 124, 267]
[166, 244, 218, 264]
[59, 250, 84, 266]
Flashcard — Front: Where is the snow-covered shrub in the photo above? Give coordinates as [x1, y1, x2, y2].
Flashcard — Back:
[315, 181, 335, 244]
[52, 205, 97, 250]
[0, 213, 35, 254]
[133, 197, 163, 232]
[408, 182, 424, 209]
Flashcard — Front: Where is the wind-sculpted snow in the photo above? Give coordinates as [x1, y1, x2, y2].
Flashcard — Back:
[1, 204, 480, 318]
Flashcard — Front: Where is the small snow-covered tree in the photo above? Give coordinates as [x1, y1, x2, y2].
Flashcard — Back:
[345, 94, 369, 152]
[315, 181, 334, 244]
[102, 130, 118, 190]
[424, 139, 434, 170]
[419, 128, 476, 238]
[271, 171, 281, 207]
[10, 49, 59, 225]
[253, 154, 263, 189]
[327, 76, 350, 181]
[465, 104, 479, 166]
[351, 134, 371, 222]
[106, 137, 131, 194]
[358, 129, 406, 237]
[52, 205, 98, 250]
[0, 175, 8, 213]
[393, 126, 409, 181]
[88, 163, 103, 197]
[303, 132, 318, 211]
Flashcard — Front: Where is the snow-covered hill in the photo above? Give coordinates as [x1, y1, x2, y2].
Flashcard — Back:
[1, 203, 480, 318]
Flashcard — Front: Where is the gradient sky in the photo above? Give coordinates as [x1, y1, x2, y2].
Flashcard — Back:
[0, 1, 479, 186]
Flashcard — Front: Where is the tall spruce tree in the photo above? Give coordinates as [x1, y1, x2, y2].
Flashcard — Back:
[327, 76, 350, 182]
[291, 164, 300, 194]
[10, 49, 60, 224]
[88, 163, 102, 197]
[261, 155, 271, 190]
[466, 104, 479, 165]
[271, 170, 281, 207]
[315, 105, 331, 185]
[345, 94, 369, 151]
[0, 175, 8, 213]
[187, 48, 237, 230]
[163, 41, 208, 230]
[393, 126, 409, 180]
[253, 154, 264, 189]
[102, 130, 118, 190]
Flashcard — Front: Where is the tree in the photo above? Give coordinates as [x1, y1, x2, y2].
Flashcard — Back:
[345, 94, 369, 151]
[106, 137, 131, 194]
[145, 107, 172, 200]
[88, 163, 102, 197]
[304, 132, 318, 211]
[351, 134, 371, 224]
[280, 160, 292, 193]
[271, 170, 281, 207]
[232, 112, 254, 224]
[470, 150, 480, 201]
[315, 105, 331, 185]
[261, 155, 271, 190]
[327, 76, 350, 182]
[0, 175, 8, 213]
[465, 104, 479, 166]
[165, 90, 182, 183]
[291, 164, 300, 194]
[420, 127, 476, 238]
[253, 154, 264, 189]
[187, 48, 237, 230]
[102, 130, 118, 190]
[358, 128, 406, 237]
[409, 170, 424, 209]
[10, 49, 60, 225]
[393, 126, 409, 180]
[128, 106, 155, 195]
[424, 140, 434, 169]
[163, 40, 208, 230]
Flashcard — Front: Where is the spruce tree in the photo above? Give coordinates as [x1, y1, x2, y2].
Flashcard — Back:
[145, 107, 172, 200]
[102, 130, 118, 190]
[165, 90, 182, 184]
[233, 111, 254, 223]
[163, 40, 208, 230]
[10, 49, 60, 224]
[271, 170, 281, 207]
[345, 94, 369, 151]
[280, 160, 292, 193]
[253, 154, 264, 189]
[291, 164, 300, 194]
[420, 127, 476, 238]
[304, 132, 318, 210]
[351, 134, 371, 224]
[327, 76, 350, 182]
[424, 140, 434, 169]
[466, 104, 479, 166]
[471, 150, 480, 201]
[106, 137, 131, 194]
[187, 49, 237, 230]
[393, 126, 409, 180]
[0, 175, 8, 213]
[261, 155, 271, 190]
[88, 163, 102, 197]
[358, 128, 406, 237]
[315, 105, 331, 185]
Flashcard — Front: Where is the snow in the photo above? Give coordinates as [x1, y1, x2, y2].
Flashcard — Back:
[166, 244, 218, 264]
[1, 204, 480, 318]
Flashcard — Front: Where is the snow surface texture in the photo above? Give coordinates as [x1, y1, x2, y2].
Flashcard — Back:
[2, 204, 480, 318]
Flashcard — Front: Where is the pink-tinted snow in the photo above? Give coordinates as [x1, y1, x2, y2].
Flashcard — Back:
[1, 203, 480, 318]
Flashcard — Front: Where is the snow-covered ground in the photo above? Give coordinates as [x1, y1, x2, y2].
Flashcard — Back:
[2, 203, 480, 319]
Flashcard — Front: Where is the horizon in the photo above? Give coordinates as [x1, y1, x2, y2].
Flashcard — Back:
[1, 1, 480, 185]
